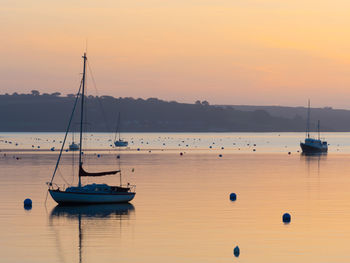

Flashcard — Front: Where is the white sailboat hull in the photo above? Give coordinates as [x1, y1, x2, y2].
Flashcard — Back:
[49, 190, 135, 204]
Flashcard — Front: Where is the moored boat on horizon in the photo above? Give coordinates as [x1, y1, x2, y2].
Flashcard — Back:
[69, 142, 79, 151]
[114, 112, 128, 147]
[300, 100, 328, 154]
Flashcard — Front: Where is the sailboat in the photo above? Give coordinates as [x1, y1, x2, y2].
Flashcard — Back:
[69, 142, 79, 151]
[69, 132, 79, 151]
[47, 53, 136, 204]
[300, 100, 328, 154]
[114, 112, 128, 147]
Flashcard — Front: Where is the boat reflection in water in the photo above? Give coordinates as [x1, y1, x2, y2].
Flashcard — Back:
[301, 152, 328, 157]
[301, 151, 327, 179]
[49, 203, 135, 263]
[50, 203, 135, 219]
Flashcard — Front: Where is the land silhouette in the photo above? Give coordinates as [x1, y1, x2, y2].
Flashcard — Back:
[0, 91, 349, 132]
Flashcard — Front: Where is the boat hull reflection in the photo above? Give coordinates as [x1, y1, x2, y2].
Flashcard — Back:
[50, 203, 135, 219]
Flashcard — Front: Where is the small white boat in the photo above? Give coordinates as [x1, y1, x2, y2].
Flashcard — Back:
[114, 112, 128, 147]
[69, 142, 79, 151]
[47, 53, 136, 204]
[114, 139, 128, 147]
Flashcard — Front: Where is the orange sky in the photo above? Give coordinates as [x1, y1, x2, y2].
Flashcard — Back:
[2, 0, 350, 108]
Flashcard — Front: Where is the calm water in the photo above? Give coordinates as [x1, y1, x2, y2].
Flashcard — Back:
[0, 132, 349, 153]
[1, 133, 350, 262]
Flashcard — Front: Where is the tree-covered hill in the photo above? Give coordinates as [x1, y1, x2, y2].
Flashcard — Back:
[0, 91, 343, 132]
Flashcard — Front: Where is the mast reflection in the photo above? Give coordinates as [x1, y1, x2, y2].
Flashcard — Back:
[49, 203, 135, 263]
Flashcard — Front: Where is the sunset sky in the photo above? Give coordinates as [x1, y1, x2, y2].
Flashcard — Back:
[2, 0, 350, 108]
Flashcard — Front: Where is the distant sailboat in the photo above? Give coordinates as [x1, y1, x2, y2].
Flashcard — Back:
[69, 142, 79, 151]
[300, 100, 328, 154]
[69, 132, 79, 151]
[114, 112, 128, 147]
[47, 53, 135, 204]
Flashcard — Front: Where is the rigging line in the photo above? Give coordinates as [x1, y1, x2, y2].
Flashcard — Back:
[57, 168, 70, 185]
[49, 78, 83, 185]
[48, 215, 68, 263]
[87, 60, 113, 134]
[44, 189, 49, 209]
[71, 152, 76, 185]
[113, 112, 120, 143]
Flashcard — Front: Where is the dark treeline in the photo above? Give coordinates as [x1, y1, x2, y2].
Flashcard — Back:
[0, 90, 346, 132]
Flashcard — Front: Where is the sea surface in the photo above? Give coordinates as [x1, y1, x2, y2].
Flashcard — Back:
[1, 132, 350, 262]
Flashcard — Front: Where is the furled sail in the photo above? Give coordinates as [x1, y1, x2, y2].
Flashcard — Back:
[79, 165, 120, 177]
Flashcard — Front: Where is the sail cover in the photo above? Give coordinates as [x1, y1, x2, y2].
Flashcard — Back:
[79, 165, 120, 177]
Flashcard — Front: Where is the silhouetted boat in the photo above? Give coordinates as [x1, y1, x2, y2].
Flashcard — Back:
[69, 142, 79, 151]
[114, 112, 128, 147]
[115, 140, 128, 147]
[47, 53, 135, 204]
[300, 100, 328, 154]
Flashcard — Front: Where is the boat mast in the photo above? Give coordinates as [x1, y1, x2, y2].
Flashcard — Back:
[118, 112, 121, 141]
[318, 120, 320, 140]
[306, 99, 311, 138]
[78, 53, 87, 187]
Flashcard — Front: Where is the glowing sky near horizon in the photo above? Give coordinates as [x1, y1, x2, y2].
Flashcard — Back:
[2, 0, 350, 108]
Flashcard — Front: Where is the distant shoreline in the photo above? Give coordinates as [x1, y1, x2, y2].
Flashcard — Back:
[2, 92, 350, 132]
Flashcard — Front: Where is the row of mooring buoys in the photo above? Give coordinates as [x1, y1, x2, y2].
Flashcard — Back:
[229, 192, 292, 258]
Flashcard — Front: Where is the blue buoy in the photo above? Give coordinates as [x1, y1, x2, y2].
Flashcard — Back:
[137, 148, 140, 151]
[219, 154, 223, 157]
[24, 198, 32, 210]
[230, 193, 237, 201]
[233, 246, 240, 257]
[282, 213, 291, 223]
[97, 154, 101, 158]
